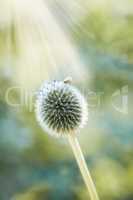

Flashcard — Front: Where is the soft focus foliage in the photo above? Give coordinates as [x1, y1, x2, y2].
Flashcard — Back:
[0, 0, 132, 200]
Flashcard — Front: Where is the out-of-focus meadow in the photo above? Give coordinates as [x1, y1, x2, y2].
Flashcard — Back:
[0, 0, 133, 199]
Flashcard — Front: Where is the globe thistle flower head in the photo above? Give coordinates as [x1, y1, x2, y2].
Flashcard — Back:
[35, 80, 88, 137]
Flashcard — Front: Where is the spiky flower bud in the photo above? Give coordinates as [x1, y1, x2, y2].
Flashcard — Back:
[35, 80, 88, 137]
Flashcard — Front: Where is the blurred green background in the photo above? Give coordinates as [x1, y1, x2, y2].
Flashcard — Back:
[0, 0, 133, 199]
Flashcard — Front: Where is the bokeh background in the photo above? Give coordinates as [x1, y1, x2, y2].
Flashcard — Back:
[0, 0, 133, 199]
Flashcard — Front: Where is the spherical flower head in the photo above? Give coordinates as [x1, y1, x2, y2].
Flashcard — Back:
[35, 80, 88, 137]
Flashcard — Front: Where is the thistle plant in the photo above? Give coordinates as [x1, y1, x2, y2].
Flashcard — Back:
[35, 77, 99, 200]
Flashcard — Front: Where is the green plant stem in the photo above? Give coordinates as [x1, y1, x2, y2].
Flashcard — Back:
[68, 134, 99, 200]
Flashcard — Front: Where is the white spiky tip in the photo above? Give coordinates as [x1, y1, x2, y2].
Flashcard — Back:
[35, 80, 88, 137]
